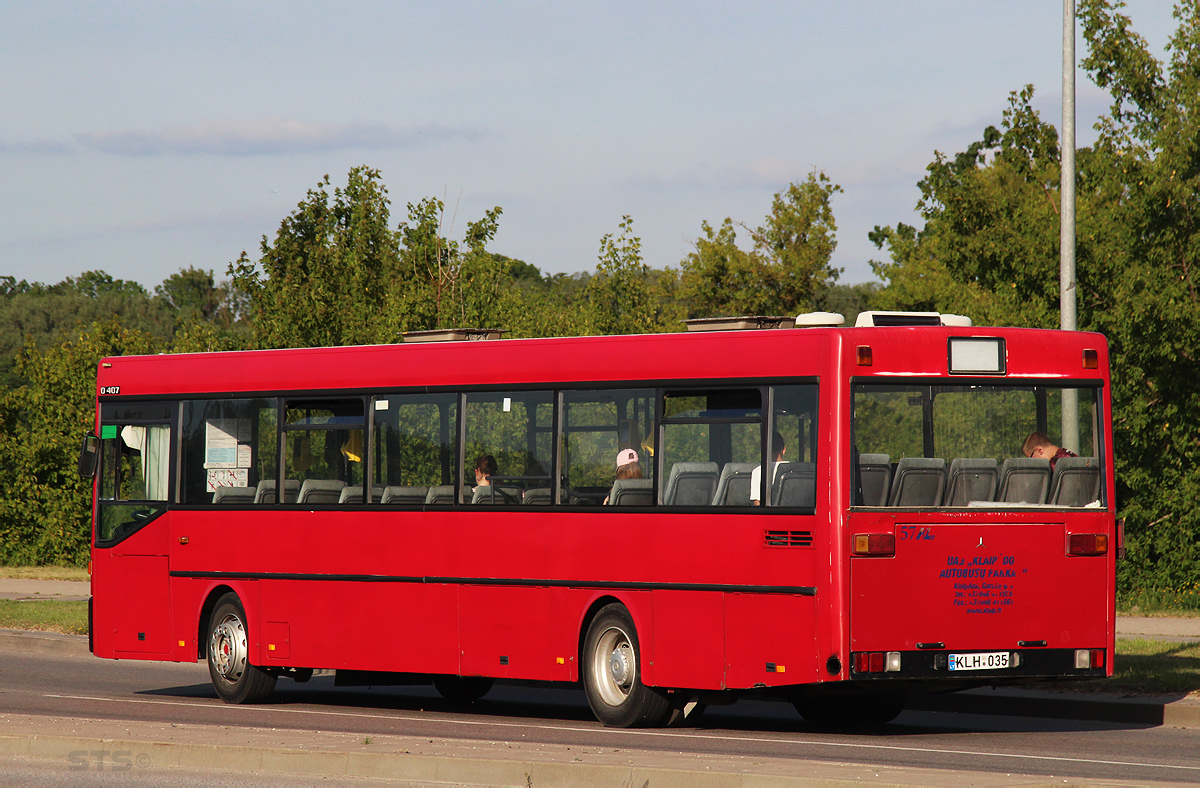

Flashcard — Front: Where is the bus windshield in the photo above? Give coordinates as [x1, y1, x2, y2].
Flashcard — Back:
[851, 382, 1104, 509]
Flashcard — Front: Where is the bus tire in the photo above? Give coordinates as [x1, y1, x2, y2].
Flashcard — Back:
[433, 675, 495, 702]
[207, 593, 276, 704]
[793, 693, 906, 727]
[582, 603, 670, 728]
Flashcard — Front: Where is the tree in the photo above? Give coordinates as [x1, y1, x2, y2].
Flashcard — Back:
[0, 272, 173, 387]
[391, 196, 507, 334]
[679, 172, 843, 317]
[0, 319, 159, 565]
[585, 216, 664, 335]
[230, 168, 509, 348]
[230, 166, 403, 349]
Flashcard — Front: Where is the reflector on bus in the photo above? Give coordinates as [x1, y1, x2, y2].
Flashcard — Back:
[947, 337, 1006, 375]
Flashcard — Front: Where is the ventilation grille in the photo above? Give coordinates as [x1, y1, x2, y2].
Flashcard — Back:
[764, 530, 814, 548]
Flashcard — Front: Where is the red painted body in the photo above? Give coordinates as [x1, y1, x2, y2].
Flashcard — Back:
[88, 326, 1116, 692]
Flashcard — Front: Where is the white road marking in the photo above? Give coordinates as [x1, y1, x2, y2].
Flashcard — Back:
[44, 693, 1199, 774]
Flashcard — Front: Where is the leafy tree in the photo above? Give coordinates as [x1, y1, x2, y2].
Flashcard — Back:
[679, 172, 843, 317]
[0, 272, 173, 387]
[585, 216, 663, 335]
[391, 196, 507, 334]
[0, 320, 159, 565]
[230, 168, 509, 348]
[230, 166, 403, 348]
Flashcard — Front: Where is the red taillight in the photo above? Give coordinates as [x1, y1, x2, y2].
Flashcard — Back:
[1068, 533, 1108, 556]
[852, 651, 901, 673]
[1091, 648, 1106, 669]
[852, 532, 895, 556]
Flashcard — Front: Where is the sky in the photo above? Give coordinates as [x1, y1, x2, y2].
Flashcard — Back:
[0, 1, 1180, 291]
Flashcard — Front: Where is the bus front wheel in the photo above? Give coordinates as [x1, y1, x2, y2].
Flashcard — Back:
[207, 593, 276, 704]
[582, 603, 670, 727]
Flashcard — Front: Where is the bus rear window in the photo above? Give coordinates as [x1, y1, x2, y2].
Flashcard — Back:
[852, 383, 1104, 509]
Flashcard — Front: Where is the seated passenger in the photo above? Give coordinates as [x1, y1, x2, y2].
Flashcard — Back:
[751, 431, 786, 506]
[474, 454, 497, 488]
[1022, 432, 1077, 471]
[604, 449, 643, 504]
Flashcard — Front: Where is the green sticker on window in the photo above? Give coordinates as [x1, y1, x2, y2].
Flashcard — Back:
[101, 425, 117, 439]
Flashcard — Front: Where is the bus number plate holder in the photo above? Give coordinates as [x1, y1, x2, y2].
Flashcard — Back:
[948, 651, 1010, 671]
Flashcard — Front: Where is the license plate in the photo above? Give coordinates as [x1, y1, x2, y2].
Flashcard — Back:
[949, 651, 1010, 671]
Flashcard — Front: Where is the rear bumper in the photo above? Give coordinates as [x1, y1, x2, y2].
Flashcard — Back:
[849, 647, 1107, 680]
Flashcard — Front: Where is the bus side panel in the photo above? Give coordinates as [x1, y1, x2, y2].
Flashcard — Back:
[460, 586, 556, 680]
[650, 590, 725, 690]
[91, 521, 172, 660]
[257, 579, 459, 674]
[724, 593, 820, 689]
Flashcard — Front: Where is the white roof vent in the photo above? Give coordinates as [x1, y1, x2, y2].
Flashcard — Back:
[855, 311, 973, 328]
[794, 311, 845, 327]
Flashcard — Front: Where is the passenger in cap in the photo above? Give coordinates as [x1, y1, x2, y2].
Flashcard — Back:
[605, 448, 643, 504]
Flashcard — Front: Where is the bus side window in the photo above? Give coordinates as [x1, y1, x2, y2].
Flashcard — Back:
[372, 393, 458, 505]
[562, 388, 655, 507]
[282, 399, 365, 504]
[180, 398, 277, 505]
[463, 391, 554, 505]
[660, 388, 761, 507]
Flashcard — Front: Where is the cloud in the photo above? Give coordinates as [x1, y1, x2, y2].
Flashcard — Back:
[623, 159, 814, 193]
[74, 118, 485, 156]
[0, 140, 75, 155]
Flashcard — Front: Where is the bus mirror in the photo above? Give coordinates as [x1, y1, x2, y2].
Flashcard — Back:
[78, 434, 99, 478]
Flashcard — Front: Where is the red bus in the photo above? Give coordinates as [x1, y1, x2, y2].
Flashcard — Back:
[80, 312, 1116, 727]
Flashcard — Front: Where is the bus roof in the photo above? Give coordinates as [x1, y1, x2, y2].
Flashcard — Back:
[96, 325, 1109, 399]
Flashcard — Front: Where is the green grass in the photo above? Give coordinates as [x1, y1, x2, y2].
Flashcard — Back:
[0, 600, 88, 635]
[1040, 638, 1200, 698]
[1118, 586, 1200, 617]
[0, 566, 88, 581]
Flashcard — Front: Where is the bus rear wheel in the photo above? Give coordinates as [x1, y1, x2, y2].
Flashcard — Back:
[207, 593, 276, 704]
[582, 604, 670, 728]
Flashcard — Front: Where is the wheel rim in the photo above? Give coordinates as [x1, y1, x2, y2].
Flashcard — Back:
[591, 624, 635, 707]
[210, 612, 248, 683]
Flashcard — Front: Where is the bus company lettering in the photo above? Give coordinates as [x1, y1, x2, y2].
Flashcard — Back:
[946, 555, 1018, 613]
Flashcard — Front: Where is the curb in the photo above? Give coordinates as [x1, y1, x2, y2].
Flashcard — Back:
[0, 628, 89, 658]
[0, 725, 1015, 788]
[3, 629, 1197, 730]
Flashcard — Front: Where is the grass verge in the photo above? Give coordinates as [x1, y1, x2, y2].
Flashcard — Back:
[1118, 587, 1200, 618]
[0, 566, 88, 582]
[0, 600, 88, 635]
[1039, 638, 1200, 698]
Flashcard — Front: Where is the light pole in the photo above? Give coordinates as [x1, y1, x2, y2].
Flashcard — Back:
[1061, 0, 1080, 451]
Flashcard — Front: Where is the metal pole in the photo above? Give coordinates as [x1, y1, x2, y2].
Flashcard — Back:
[1061, 0, 1080, 451]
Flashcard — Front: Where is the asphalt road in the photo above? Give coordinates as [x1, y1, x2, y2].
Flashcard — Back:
[3, 649, 1200, 786]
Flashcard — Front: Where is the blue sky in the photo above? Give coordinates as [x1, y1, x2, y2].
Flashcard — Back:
[0, 1, 1178, 290]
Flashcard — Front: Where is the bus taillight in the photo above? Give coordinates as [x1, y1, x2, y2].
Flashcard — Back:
[852, 533, 895, 556]
[1067, 533, 1108, 556]
[1075, 648, 1105, 669]
[852, 651, 901, 673]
